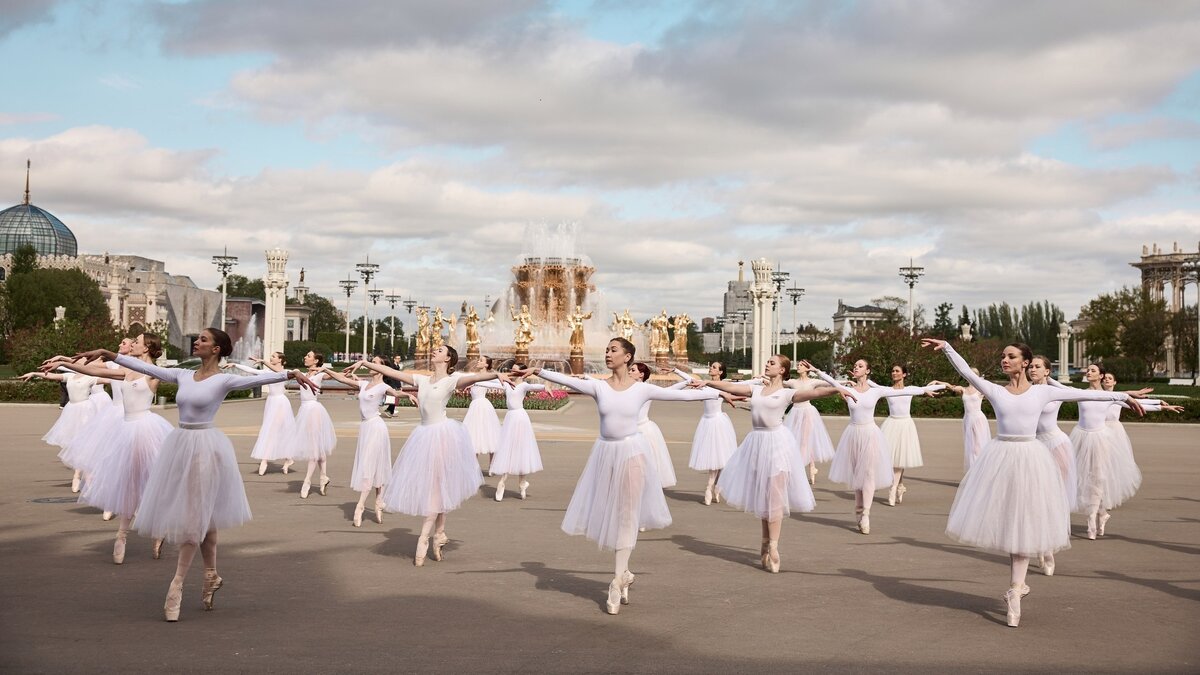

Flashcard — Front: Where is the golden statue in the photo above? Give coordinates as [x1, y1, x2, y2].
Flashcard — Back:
[510, 303, 536, 350]
[672, 313, 691, 356]
[611, 309, 636, 341]
[464, 306, 481, 349]
[446, 312, 459, 349]
[567, 305, 593, 352]
[650, 310, 670, 354]
[431, 307, 445, 350]
[415, 306, 431, 353]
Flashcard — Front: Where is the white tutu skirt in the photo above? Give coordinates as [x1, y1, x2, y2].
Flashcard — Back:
[962, 411, 990, 471]
[947, 437, 1071, 555]
[491, 409, 543, 476]
[43, 400, 95, 451]
[79, 412, 171, 516]
[290, 400, 336, 461]
[829, 423, 894, 491]
[464, 398, 501, 455]
[1105, 420, 1139, 482]
[639, 419, 676, 488]
[687, 412, 738, 471]
[349, 416, 392, 491]
[57, 406, 121, 473]
[1071, 426, 1141, 512]
[136, 427, 253, 544]
[717, 426, 815, 520]
[382, 419, 481, 516]
[562, 434, 671, 551]
[250, 395, 296, 461]
[1038, 428, 1077, 511]
[880, 416, 923, 468]
[785, 403, 836, 465]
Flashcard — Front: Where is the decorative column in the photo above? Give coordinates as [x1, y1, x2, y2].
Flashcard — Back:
[1057, 322, 1071, 383]
[263, 248, 289, 358]
[750, 259, 777, 375]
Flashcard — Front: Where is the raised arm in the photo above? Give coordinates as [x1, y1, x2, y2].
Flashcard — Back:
[456, 370, 511, 389]
[528, 368, 599, 396]
[350, 359, 416, 387]
[646, 384, 720, 403]
[227, 363, 263, 376]
[318, 366, 360, 388]
[921, 339, 1000, 398]
[694, 379, 755, 397]
[793, 377, 856, 404]
[223, 368, 291, 393]
[114, 354, 179, 384]
[880, 384, 944, 398]
[42, 359, 128, 380]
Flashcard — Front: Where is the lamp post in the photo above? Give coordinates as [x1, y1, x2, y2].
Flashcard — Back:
[368, 287, 383, 355]
[211, 247, 238, 329]
[899, 258, 925, 336]
[356, 256, 380, 359]
[1183, 255, 1200, 385]
[787, 286, 806, 362]
[738, 308, 751, 367]
[385, 290, 402, 355]
[338, 276, 358, 360]
[771, 267, 789, 354]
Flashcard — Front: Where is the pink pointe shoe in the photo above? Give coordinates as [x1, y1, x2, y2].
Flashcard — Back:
[1098, 512, 1111, 537]
[201, 569, 222, 611]
[112, 534, 126, 565]
[1003, 587, 1022, 627]
[164, 580, 183, 622]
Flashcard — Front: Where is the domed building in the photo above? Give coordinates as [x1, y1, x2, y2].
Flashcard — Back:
[0, 169, 78, 258]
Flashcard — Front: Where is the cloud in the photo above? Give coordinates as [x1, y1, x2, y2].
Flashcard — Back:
[0, 0, 57, 39]
[1088, 117, 1200, 150]
[0, 112, 59, 125]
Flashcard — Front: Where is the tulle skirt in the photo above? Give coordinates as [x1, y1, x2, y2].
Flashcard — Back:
[1071, 426, 1141, 512]
[1105, 420, 1139, 483]
[56, 406, 121, 473]
[638, 418, 676, 488]
[136, 427, 253, 544]
[946, 437, 1071, 556]
[1038, 428, 1077, 512]
[79, 412, 171, 516]
[829, 422, 894, 491]
[687, 412, 738, 471]
[43, 400, 95, 451]
[382, 419, 481, 516]
[562, 434, 671, 551]
[784, 403, 836, 465]
[491, 409, 543, 476]
[250, 395, 296, 461]
[880, 416, 923, 469]
[717, 426, 815, 520]
[289, 400, 336, 461]
[962, 411, 990, 472]
[464, 398, 502, 455]
[349, 416, 392, 492]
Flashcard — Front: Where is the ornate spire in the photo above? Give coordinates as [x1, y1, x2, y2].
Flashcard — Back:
[23, 159, 31, 206]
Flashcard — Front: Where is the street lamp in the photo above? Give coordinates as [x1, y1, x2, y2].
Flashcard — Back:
[403, 297, 417, 314]
[356, 256, 380, 358]
[385, 290, 403, 354]
[771, 267, 789, 354]
[368, 287, 383, 354]
[211, 247, 238, 329]
[899, 258, 925, 336]
[737, 308, 751, 366]
[338, 276, 358, 360]
[786, 286, 806, 362]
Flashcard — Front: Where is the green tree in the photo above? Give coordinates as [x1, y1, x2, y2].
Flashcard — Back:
[304, 293, 343, 337]
[1079, 287, 1167, 378]
[220, 274, 265, 300]
[11, 244, 38, 275]
[932, 302, 955, 338]
[6, 319, 123, 374]
[6, 268, 110, 330]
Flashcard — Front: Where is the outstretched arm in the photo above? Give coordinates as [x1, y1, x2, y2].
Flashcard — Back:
[646, 384, 720, 403]
[921, 339, 1000, 398]
[319, 366, 360, 388]
[113, 354, 179, 384]
[456, 370, 512, 389]
[692, 379, 754, 397]
[880, 384, 945, 398]
[516, 367, 599, 396]
[349, 360, 416, 387]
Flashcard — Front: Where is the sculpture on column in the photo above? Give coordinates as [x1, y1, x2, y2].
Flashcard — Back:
[464, 305, 481, 362]
[431, 307, 445, 351]
[510, 303, 536, 365]
[446, 312, 459, 350]
[671, 312, 691, 364]
[415, 306, 431, 369]
[567, 304, 593, 374]
[650, 309, 671, 368]
[611, 309, 636, 341]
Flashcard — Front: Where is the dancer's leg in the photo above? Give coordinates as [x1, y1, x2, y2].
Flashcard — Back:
[414, 514, 436, 565]
[200, 529, 218, 570]
[302, 460, 317, 497]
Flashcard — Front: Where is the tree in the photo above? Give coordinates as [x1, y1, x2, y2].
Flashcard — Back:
[303, 293, 343, 337]
[220, 274, 264, 300]
[971, 301, 1064, 355]
[6, 268, 111, 330]
[11, 244, 38, 275]
[870, 295, 926, 332]
[6, 319, 123, 374]
[1078, 287, 1167, 378]
[932, 302, 955, 339]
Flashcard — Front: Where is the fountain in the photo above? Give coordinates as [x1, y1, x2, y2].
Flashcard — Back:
[230, 318, 263, 363]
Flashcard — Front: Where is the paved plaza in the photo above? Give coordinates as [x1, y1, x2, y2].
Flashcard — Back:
[1, 394, 1197, 673]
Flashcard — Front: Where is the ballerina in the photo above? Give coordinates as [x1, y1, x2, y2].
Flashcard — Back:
[694, 356, 853, 573]
[68, 339, 134, 515]
[781, 367, 843, 486]
[922, 338, 1142, 627]
[50, 334, 171, 563]
[933, 369, 991, 472]
[462, 356, 503, 473]
[492, 373, 546, 502]
[290, 350, 337, 499]
[72, 328, 318, 621]
[350, 345, 509, 566]
[318, 357, 409, 526]
[226, 353, 296, 476]
[872, 364, 936, 507]
[23, 359, 99, 493]
[629, 362, 681, 488]
[512, 338, 720, 615]
[672, 363, 739, 505]
[815, 360, 943, 533]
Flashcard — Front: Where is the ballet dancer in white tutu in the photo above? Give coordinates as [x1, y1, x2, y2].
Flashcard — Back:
[629, 362, 681, 488]
[815, 359, 942, 534]
[50, 334, 171, 562]
[73, 328, 318, 621]
[462, 356, 502, 472]
[1023, 355, 1074, 576]
[693, 356, 853, 573]
[23, 358, 99, 493]
[492, 372, 546, 502]
[351, 346, 510, 566]
[226, 352, 296, 476]
[781, 366, 839, 486]
[319, 356, 410, 526]
[874, 364, 936, 507]
[922, 338, 1143, 627]
[290, 350, 337, 499]
[512, 338, 719, 615]
[671, 363, 740, 505]
[933, 369, 991, 472]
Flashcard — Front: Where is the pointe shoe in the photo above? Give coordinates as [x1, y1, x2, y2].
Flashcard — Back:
[414, 537, 429, 567]
[112, 534, 126, 565]
[202, 570, 223, 611]
[619, 570, 635, 605]
[353, 504, 364, 527]
[164, 580, 183, 622]
[1098, 512, 1110, 537]
[319, 476, 330, 496]
[887, 486, 897, 507]
[152, 538, 164, 560]
[606, 577, 622, 615]
[102, 511, 113, 521]
[300, 481, 311, 499]
[1003, 587, 1022, 627]
[71, 475, 81, 493]
[257, 460, 267, 476]
[808, 465, 818, 486]
[760, 538, 770, 570]
[495, 481, 506, 502]
[374, 498, 385, 524]
[703, 487, 713, 506]
[432, 532, 449, 562]
[282, 459, 293, 474]
[713, 488, 722, 504]
[766, 540, 780, 574]
[519, 480, 529, 500]
[1086, 513, 1097, 540]
[897, 484, 907, 504]
[1044, 556, 1055, 577]
[859, 513, 871, 535]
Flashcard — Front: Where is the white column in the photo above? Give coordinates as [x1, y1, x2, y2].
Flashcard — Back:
[263, 248, 289, 357]
[750, 259, 776, 375]
[1056, 322, 1071, 383]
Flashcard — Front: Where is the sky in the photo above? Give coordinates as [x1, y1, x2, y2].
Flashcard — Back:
[2, 0, 1199, 330]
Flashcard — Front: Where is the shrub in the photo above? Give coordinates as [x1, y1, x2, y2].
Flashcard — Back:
[5, 320, 124, 375]
[0, 380, 62, 402]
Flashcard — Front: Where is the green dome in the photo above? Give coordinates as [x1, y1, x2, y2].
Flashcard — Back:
[0, 202, 78, 257]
